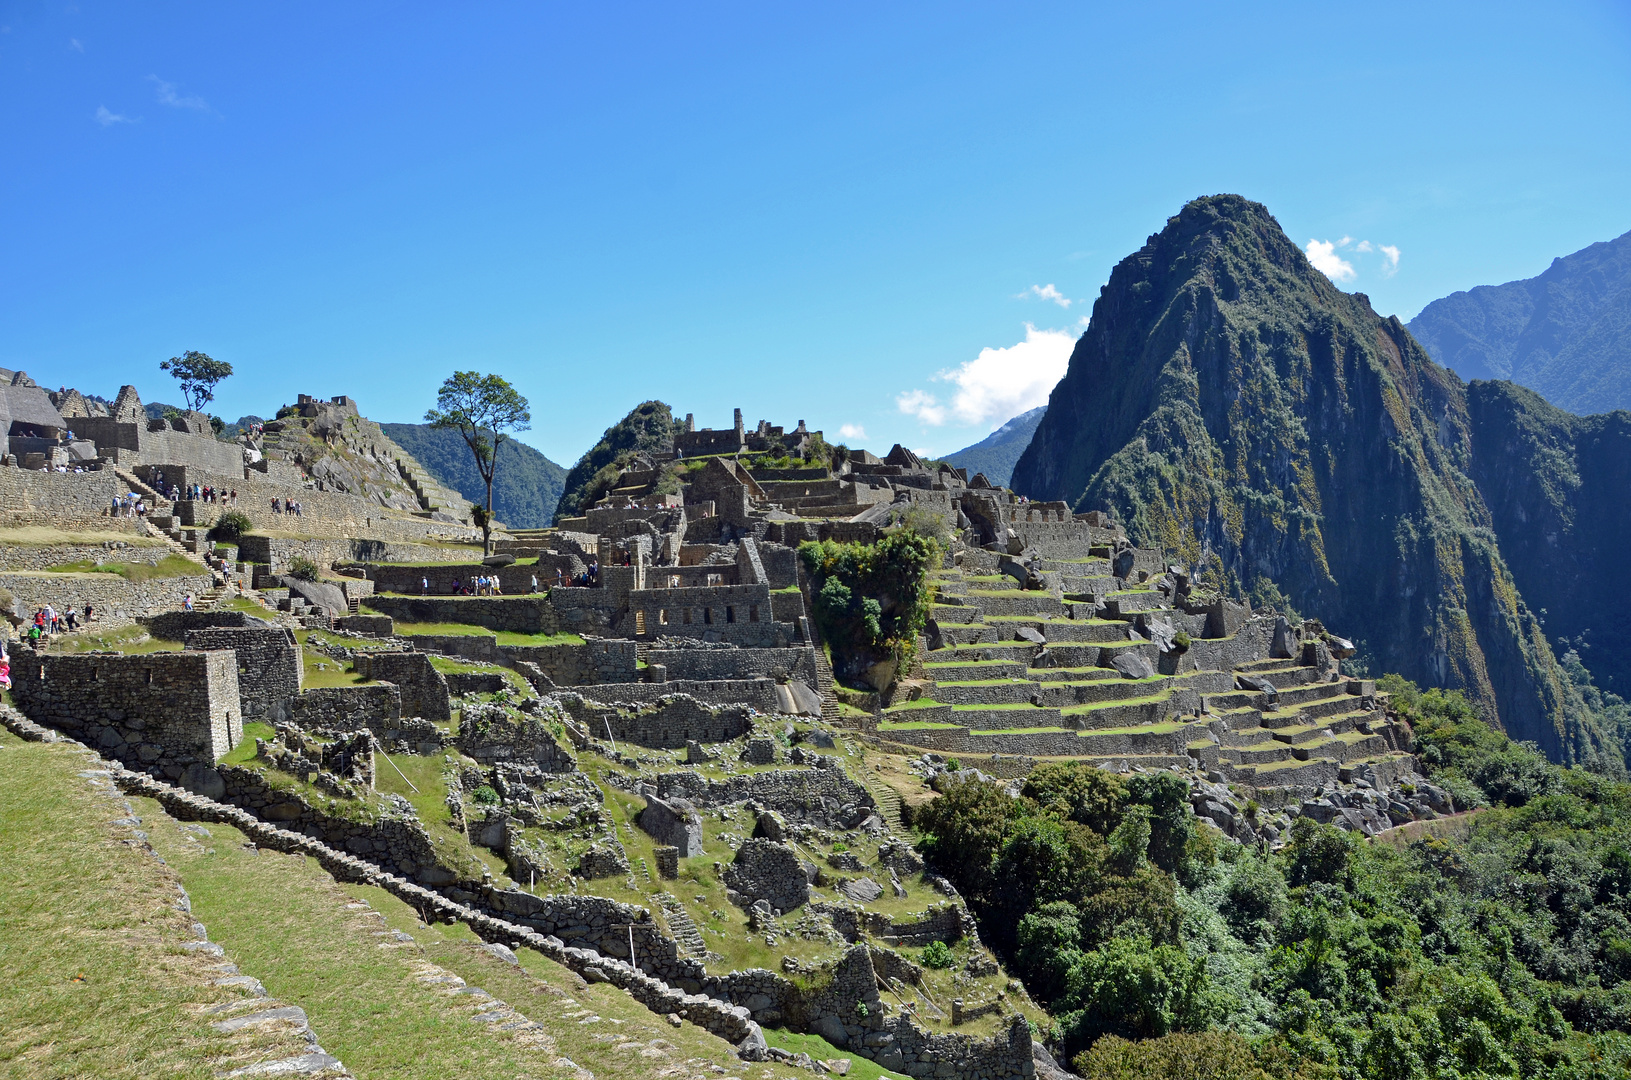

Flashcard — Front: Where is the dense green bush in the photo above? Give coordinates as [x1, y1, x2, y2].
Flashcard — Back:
[287, 556, 320, 582]
[913, 680, 1631, 1075]
[798, 527, 938, 679]
[921, 940, 953, 969]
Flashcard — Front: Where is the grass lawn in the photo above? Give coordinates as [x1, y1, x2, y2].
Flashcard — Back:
[0, 526, 164, 547]
[880, 697, 948, 713]
[42, 553, 207, 581]
[131, 792, 802, 1080]
[219, 721, 277, 766]
[385, 619, 585, 648]
[44, 623, 183, 655]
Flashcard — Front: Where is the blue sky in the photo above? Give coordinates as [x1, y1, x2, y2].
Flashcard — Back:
[3, 3, 1629, 464]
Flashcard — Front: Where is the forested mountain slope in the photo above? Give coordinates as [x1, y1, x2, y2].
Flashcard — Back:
[945, 406, 1047, 489]
[381, 423, 566, 529]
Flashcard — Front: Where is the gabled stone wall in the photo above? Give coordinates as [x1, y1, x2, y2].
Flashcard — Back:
[186, 626, 302, 720]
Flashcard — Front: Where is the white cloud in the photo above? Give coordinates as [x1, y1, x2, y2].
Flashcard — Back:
[895, 389, 946, 427]
[95, 105, 133, 126]
[69, 38, 83, 52]
[837, 423, 867, 442]
[149, 75, 208, 111]
[1020, 283, 1072, 308]
[1355, 240, 1373, 253]
[1379, 244, 1401, 276]
[898, 323, 1075, 429]
[1305, 238, 1356, 283]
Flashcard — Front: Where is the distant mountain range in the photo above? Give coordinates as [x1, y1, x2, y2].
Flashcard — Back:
[381, 423, 566, 529]
[944, 406, 1047, 488]
[1409, 227, 1631, 415]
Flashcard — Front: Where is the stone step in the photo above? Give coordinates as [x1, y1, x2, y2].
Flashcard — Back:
[920, 660, 1028, 681]
[932, 623, 998, 646]
[962, 592, 1067, 618]
[1036, 675, 1173, 709]
[950, 704, 1063, 730]
[931, 680, 1042, 706]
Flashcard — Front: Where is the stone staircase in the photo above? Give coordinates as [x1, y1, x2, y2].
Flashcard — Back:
[656, 893, 707, 958]
[395, 457, 469, 518]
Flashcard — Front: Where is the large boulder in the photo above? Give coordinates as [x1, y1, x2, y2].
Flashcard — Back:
[637, 795, 704, 857]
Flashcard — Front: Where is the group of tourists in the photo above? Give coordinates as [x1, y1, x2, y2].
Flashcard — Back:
[271, 497, 304, 516]
[26, 603, 90, 641]
[179, 483, 235, 505]
[110, 493, 147, 518]
[446, 574, 504, 596]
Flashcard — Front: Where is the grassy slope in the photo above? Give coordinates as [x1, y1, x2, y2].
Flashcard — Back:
[0, 730, 320, 1078]
[132, 788, 831, 1080]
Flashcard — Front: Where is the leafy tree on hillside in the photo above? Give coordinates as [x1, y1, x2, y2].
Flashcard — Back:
[425, 371, 531, 555]
[159, 350, 233, 413]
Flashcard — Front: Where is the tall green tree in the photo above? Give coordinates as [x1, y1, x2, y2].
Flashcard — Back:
[425, 371, 531, 555]
[159, 350, 233, 412]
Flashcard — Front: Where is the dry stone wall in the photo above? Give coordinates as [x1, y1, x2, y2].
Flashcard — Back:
[351, 651, 451, 720]
[8, 645, 242, 784]
[0, 540, 170, 572]
[0, 466, 140, 529]
[0, 568, 214, 624]
[185, 627, 302, 720]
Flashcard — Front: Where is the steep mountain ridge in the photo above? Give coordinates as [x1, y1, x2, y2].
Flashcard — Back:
[1013, 194, 1616, 769]
[1409, 228, 1631, 414]
[945, 405, 1046, 488]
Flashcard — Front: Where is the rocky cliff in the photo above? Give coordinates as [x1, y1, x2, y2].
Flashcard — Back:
[1012, 194, 1617, 769]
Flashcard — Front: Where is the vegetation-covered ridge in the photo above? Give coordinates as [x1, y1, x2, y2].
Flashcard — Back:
[552, 401, 680, 524]
[1009, 193, 1620, 773]
[381, 422, 566, 530]
[914, 676, 1631, 1079]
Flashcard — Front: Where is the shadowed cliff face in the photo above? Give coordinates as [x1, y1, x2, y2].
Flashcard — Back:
[1013, 195, 1615, 768]
[1465, 382, 1631, 705]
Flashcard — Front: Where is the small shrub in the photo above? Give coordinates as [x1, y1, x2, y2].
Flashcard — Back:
[210, 509, 253, 542]
[854, 1001, 869, 1018]
[288, 556, 321, 582]
[832, 841, 849, 852]
[921, 941, 954, 969]
[472, 785, 500, 806]
[1172, 631, 1192, 653]
[946, 758, 961, 771]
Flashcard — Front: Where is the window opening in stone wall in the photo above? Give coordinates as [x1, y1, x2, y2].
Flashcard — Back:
[706, 573, 723, 587]
[726, 606, 735, 623]
[88, 667, 97, 680]
[145, 670, 153, 685]
[658, 609, 668, 625]
[704, 608, 712, 625]
[684, 608, 692, 625]
[636, 611, 647, 635]
[749, 605, 759, 622]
